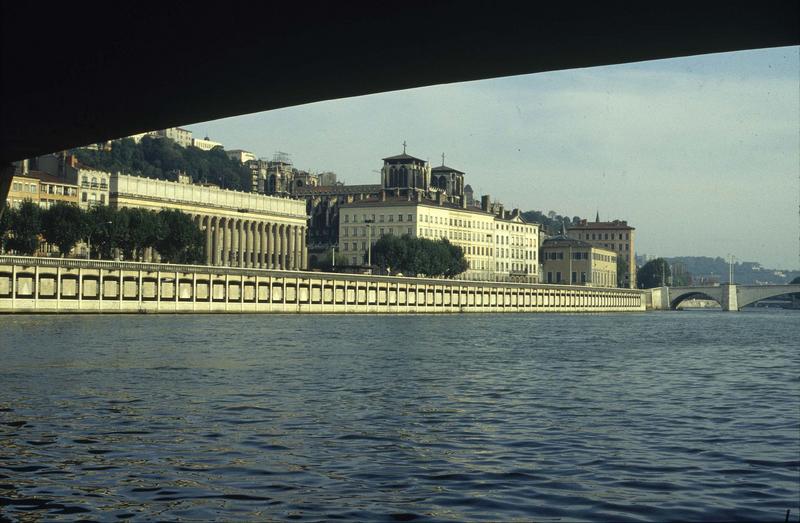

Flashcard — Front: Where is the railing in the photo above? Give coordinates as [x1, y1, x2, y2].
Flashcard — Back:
[0, 255, 646, 294]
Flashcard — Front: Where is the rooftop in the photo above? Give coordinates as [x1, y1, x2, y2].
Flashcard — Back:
[382, 152, 426, 163]
[431, 164, 464, 174]
[568, 219, 634, 230]
[293, 184, 382, 196]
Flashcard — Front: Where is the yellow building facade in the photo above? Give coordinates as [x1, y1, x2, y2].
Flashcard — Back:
[541, 237, 617, 287]
[338, 197, 539, 283]
[567, 217, 636, 288]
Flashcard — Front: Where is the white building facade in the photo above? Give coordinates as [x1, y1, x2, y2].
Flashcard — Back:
[110, 173, 308, 270]
[338, 198, 539, 283]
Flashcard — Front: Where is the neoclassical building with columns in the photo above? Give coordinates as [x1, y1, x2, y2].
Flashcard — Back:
[110, 173, 308, 270]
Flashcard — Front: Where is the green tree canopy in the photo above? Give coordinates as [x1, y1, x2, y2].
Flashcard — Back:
[371, 234, 468, 278]
[637, 258, 672, 288]
[41, 203, 86, 257]
[70, 136, 251, 190]
[7, 200, 42, 255]
[154, 209, 204, 264]
[117, 207, 163, 261]
[85, 205, 127, 259]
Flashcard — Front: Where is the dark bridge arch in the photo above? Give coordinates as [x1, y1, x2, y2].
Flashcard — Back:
[670, 291, 722, 310]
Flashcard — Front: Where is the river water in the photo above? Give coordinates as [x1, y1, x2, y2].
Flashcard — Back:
[1, 311, 798, 522]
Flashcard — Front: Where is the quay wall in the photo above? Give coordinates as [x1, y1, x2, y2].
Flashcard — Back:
[0, 256, 645, 314]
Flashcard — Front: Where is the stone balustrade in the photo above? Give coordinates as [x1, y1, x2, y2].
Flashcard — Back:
[0, 256, 645, 314]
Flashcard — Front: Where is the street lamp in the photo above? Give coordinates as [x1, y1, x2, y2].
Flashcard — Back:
[86, 220, 112, 260]
[727, 253, 736, 284]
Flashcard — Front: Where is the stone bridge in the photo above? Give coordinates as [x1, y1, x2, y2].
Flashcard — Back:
[649, 284, 800, 311]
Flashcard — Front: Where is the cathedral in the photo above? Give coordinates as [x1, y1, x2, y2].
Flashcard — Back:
[379, 145, 465, 205]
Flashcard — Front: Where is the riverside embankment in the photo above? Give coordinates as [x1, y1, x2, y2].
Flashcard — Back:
[0, 256, 645, 314]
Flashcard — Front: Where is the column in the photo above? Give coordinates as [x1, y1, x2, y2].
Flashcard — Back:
[233, 219, 240, 266]
[294, 226, 303, 271]
[301, 226, 308, 270]
[212, 217, 221, 266]
[239, 220, 248, 268]
[267, 223, 276, 269]
[280, 225, 288, 270]
[204, 215, 212, 265]
[288, 225, 296, 270]
[222, 218, 231, 266]
[247, 222, 255, 268]
[253, 222, 262, 268]
[260, 223, 268, 269]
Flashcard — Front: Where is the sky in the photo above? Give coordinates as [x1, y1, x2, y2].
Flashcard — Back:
[186, 46, 800, 270]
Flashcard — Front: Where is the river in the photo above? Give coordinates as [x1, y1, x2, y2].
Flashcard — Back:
[1, 310, 798, 522]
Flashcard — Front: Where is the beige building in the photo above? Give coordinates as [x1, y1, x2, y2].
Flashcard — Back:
[6, 172, 41, 209]
[338, 195, 539, 283]
[567, 215, 636, 288]
[33, 171, 79, 209]
[110, 173, 308, 270]
[541, 236, 617, 287]
[227, 149, 257, 164]
[192, 137, 223, 151]
[153, 127, 193, 147]
[70, 163, 111, 209]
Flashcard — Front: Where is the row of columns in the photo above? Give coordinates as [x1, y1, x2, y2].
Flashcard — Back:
[189, 215, 307, 270]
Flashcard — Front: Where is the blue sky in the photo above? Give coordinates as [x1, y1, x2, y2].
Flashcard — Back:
[187, 46, 800, 270]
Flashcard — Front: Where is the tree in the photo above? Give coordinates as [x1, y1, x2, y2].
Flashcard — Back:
[616, 256, 627, 287]
[637, 258, 671, 288]
[154, 209, 204, 264]
[85, 205, 125, 259]
[118, 207, 162, 260]
[371, 235, 468, 278]
[0, 208, 9, 252]
[41, 203, 86, 257]
[372, 234, 408, 273]
[7, 200, 42, 255]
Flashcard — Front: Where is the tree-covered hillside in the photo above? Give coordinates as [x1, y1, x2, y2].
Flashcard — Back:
[521, 210, 583, 235]
[71, 137, 252, 191]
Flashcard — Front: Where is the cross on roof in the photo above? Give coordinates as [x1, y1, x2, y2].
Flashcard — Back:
[402, 140, 407, 154]
[441, 152, 445, 166]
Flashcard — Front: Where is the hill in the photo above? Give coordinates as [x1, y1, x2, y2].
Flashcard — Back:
[70, 137, 252, 190]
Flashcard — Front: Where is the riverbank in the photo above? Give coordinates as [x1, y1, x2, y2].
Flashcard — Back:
[0, 255, 644, 314]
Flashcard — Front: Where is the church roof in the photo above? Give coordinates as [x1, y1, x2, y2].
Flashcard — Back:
[382, 152, 426, 163]
[431, 164, 464, 174]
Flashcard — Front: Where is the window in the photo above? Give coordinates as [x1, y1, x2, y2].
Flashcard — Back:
[572, 272, 577, 283]
[379, 215, 385, 222]
[344, 215, 350, 223]
[398, 214, 403, 222]
[100, 194, 106, 204]
[556, 271, 562, 283]
[388, 215, 393, 222]
[82, 192, 88, 202]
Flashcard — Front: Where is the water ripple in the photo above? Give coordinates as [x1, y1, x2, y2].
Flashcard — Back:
[0, 311, 798, 521]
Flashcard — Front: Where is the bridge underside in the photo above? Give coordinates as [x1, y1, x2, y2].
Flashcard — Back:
[1, 3, 798, 163]
[670, 292, 722, 310]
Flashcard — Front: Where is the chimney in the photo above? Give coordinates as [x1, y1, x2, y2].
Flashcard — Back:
[436, 192, 444, 205]
[380, 190, 386, 202]
[498, 204, 504, 218]
[461, 195, 467, 209]
[481, 195, 490, 212]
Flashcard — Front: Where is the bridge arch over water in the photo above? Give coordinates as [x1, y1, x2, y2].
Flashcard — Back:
[665, 284, 800, 311]
[670, 290, 722, 309]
